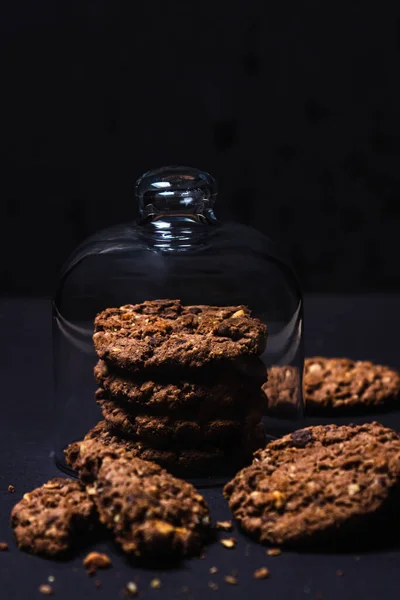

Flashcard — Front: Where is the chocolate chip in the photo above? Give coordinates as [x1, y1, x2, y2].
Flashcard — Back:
[291, 429, 314, 448]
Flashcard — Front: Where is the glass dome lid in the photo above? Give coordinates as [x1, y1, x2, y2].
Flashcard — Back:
[53, 165, 304, 484]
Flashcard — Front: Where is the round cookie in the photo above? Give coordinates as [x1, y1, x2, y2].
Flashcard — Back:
[11, 478, 96, 556]
[89, 454, 212, 559]
[65, 420, 265, 480]
[93, 300, 267, 373]
[224, 422, 400, 547]
[94, 359, 266, 417]
[96, 391, 261, 447]
[304, 357, 400, 414]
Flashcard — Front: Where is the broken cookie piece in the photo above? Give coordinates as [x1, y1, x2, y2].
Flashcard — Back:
[11, 478, 96, 557]
[89, 455, 212, 560]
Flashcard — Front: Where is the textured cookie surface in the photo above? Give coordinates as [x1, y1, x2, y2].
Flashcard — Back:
[89, 455, 212, 559]
[11, 478, 96, 556]
[65, 420, 265, 479]
[224, 422, 400, 547]
[65, 421, 147, 483]
[304, 357, 400, 413]
[93, 300, 267, 372]
[94, 360, 265, 417]
[97, 391, 261, 447]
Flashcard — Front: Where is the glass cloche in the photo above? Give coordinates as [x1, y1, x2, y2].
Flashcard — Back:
[53, 166, 304, 483]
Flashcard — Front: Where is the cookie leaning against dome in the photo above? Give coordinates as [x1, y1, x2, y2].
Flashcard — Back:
[11, 478, 96, 556]
[88, 454, 212, 560]
[224, 422, 400, 547]
[261, 365, 301, 417]
[93, 299, 267, 373]
[65, 420, 266, 480]
[304, 357, 400, 414]
[94, 359, 266, 417]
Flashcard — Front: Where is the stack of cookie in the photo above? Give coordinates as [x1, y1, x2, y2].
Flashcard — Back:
[89, 299, 268, 477]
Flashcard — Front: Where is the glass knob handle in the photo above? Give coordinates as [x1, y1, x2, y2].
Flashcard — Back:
[135, 165, 217, 222]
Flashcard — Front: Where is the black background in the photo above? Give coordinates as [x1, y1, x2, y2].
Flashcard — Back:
[2, 1, 400, 295]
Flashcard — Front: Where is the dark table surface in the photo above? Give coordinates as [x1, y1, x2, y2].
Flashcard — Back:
[1, 295, 400, 600]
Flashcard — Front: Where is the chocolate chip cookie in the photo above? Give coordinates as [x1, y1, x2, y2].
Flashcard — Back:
[65, 420, 265, 479]
[94, 360, 265, 417]
[11, 478, 96, 556]
[304, 357, 400, 413]
[96, 390, 261, 447]
[224, 422, 400, 547]
[93, 300, 267, 373]
[88, 454, 212, 559]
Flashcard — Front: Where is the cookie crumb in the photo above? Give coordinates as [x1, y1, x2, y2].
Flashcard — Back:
[47, 576, 55, 583]
[336, 569, 344, 577]
[355, 556, 361, 561]
[39, 584, 53, 596]
[182, 586, 189, 593]
[0, 542, 8, 551]
[220, 537, 237, 549]
[209, 566, 218, 574]
[253, 567, 270, 579]
[83, 552, 112, 575]
[208, 582, 219, 591]
[216, 520, 232, 531]
[224, 575, 238, 585]
[125, 581, 138, 596]
[95, 580, 101, 589]
[200, 553, 206, 559]
[267, 547, 281, 556]
[8, 485, 14, 493]
[150, 578, 161, 589]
